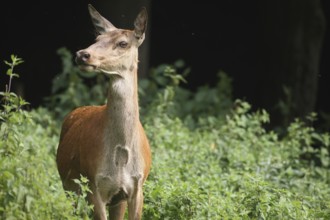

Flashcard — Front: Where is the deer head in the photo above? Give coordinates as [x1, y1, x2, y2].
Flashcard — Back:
[75, 4, 147, 77]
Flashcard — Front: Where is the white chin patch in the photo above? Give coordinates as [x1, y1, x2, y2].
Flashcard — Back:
[100, 69, 121, 76]
[79, 65, 96, 72]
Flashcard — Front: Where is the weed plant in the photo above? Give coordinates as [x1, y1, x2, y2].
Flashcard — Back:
[0, 49, 329, 219]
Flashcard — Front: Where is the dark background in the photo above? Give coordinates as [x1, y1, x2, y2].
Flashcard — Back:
[1, 1, 329, 128]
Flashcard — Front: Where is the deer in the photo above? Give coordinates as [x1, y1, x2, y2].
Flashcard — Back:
[56, 4, 151, 220]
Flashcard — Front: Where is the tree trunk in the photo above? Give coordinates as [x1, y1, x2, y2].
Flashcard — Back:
[257, 0, 326, 127]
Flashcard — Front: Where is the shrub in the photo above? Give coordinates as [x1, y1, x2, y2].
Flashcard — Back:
[45, 47, 108, 120]
[0, 51, 329, 219]
[142, 97, 330, 219]
[0, 55, 93, 219]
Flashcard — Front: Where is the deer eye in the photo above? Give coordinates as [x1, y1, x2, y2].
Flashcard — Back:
[118, 41, 128, 48]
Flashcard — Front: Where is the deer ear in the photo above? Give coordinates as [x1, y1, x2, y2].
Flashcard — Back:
[88, 4, 116, 34]
[134, 7, 148, 44]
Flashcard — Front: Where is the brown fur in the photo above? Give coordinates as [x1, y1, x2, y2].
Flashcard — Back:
[56, 4, 151, 220]
[56, 105, 151, 194]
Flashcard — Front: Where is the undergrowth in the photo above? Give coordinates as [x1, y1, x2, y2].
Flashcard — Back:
[0, 55, 92, 219]
[0, 49, 329, 219]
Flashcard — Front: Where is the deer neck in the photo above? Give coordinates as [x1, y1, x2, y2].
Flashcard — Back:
[105, 65, 140, 148]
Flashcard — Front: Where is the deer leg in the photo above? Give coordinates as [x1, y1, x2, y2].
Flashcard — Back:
[88, 185, 107, 220]
[127, 174, 144, 220]
[128, 174, 143, 220]
[109, 202, 127, 220]
[127, 189, 143, 220]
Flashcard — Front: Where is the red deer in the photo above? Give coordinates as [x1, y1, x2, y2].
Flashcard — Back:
[56, 4, 151, 220]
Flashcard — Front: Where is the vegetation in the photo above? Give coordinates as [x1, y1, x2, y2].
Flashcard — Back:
[1, 49, 329, 219]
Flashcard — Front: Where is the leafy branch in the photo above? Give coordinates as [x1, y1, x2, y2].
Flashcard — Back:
[4, 54, 24, 93]
[0, 55, 29, 154]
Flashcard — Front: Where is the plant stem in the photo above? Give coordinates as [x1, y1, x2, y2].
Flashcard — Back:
[6, 59, 16, 94]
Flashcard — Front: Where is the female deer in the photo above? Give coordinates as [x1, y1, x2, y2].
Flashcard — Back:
[56, 4, 151, 220]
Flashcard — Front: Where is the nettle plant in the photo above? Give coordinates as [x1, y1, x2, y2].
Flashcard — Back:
[0, 55, 93, 219]
[0, 55, 29, 156]
[46, 47, 109, 120]
[0, 51, 329, 219]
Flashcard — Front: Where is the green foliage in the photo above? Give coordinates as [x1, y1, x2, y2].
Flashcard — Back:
[67, 175, 94, 218]
[45, 47, 108, 120]
[0, 56, 92, 219]
[139, 60, 233, 126]
[0, 55, 29, 156]
[1, 50, 329, 219]
[143, 97, 330, 219]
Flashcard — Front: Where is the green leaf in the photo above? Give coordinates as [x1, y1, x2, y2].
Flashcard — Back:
[6, 68, 12, 76]
[4, 60, 12, 66]
[19, 97, 29, 106]
[11, 73, 20, 78]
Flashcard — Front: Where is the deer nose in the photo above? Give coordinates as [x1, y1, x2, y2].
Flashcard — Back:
[76, 50, 91, 64]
